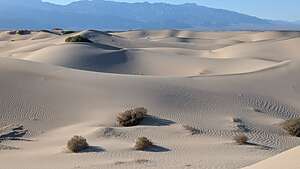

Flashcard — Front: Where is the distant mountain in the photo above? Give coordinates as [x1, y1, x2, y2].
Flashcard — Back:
[0, 0, 299, 30]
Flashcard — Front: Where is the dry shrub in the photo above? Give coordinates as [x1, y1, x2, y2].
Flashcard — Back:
[232, 117, 242, 123]
[134, 137, 153, 150]
[67, 135, 89, 153]
[62, 30, 76, 35]
[16, 30, 31, 35]
[182, 125, 201, 135]
[117, 107, 147, 127]
[234, 134, 248, 145]
[8, 31, 17, 35]
[135, 159, 150, 164]
[65, 35, 92, 43]
[282, 118, 300, 137]
[52, 28, 63, 31]
[8, 30, 31, 35]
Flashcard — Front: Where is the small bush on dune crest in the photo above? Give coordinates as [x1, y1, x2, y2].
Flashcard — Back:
[8, 30, 31, 35]
[65, 35, 92, 43]
[52, 28, 63, 31]
[16, 30, 31, 35]
[62, 30, 76, 35]
[8, 31, 17, 35]
[282, 118, 300, 137]
[134, 137, 153, 150]
[117, 107, 147, 127]
[67, 135, 89, 153]
[234, 134, 248, 145]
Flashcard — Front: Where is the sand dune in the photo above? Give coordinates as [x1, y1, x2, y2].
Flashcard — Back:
[1, 30, 293, 76]
[0, 30, 300, 169]
[242, 146, 300, 169]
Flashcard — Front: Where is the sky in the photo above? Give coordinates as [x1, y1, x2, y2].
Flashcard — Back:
[44, 0, 300, 21]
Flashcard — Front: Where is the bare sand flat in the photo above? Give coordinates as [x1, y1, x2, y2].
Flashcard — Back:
[0, 30, 300, 169]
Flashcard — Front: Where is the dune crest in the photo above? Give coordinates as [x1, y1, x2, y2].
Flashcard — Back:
[1, 30, 297, 77]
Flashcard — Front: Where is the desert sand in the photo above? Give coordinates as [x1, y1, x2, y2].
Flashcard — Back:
[0, 29, 300, 169]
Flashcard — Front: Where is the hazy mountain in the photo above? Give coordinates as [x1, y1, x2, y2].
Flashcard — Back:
[0, 0, 298, 30]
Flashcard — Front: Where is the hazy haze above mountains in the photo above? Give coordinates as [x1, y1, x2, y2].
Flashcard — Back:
[0, 0, 299, 30]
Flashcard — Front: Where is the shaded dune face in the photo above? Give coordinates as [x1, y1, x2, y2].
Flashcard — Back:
[2, 30, 298, 77]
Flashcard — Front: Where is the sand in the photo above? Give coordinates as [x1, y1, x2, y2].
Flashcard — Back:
[0, 29, 300, 169]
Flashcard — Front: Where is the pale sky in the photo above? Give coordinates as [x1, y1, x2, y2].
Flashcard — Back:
[43, 0, 300, 21]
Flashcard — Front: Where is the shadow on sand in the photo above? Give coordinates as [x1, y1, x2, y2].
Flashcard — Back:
[140, 115, 175, 126]
[80, 146, 106, 153]
[143, 145, 171, 152]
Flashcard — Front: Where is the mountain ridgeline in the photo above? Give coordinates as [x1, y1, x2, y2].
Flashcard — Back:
[0, 0, 299, 30]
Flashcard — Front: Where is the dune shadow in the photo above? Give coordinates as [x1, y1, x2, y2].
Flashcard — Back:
[140, 115, 175, 126]
[88, 42, 121, 50]
[63, 41, 121, 50]
[245, 142, 273, 150]
[143, 145, 170, 152]
[80, 146, 105, 153]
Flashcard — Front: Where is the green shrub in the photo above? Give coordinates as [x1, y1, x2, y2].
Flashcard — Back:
[282, 118, 300, 136]
[65, 35, 92, 43]
[117, 107, 147, 127]
[67, 135, 89, 153]
[134, 137, 153, 150]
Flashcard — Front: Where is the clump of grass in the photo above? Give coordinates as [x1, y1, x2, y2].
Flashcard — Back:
[67, 135, 89, 153]
[116, 107, 147, 127]
[134, 137, 153, 150]
[282, 118, 300, 137]
[65, 35, 92, 43]
[233, 134, 248, 145]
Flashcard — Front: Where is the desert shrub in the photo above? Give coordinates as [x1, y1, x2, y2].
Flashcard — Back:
[282, 118, 300, 136]
[182, 125, 201, 135]
[65, 35, 92, 43]
[8, 31, 17, 35]
[61, 30, 76, 35]
[234, 134, 248, 145]
[232, 117, 242, 123]
[67, 135, 89, 153]
[116, 107, 147, 127]
[16, 30, 31, 35]
[134, 137, 153, 150]
[8, 30, 31, 35]
[52, 28, 63, 31]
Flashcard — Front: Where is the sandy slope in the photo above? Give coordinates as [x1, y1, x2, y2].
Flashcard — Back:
[0, 30, 300, 169]
[242, 146, 300, 169]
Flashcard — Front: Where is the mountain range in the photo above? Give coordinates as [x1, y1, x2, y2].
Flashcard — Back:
[0, 0, 299, 30]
